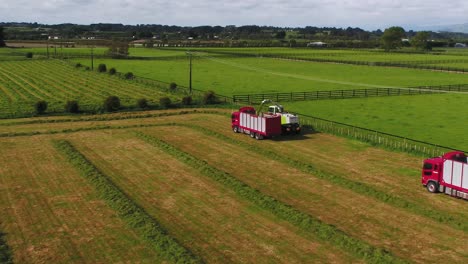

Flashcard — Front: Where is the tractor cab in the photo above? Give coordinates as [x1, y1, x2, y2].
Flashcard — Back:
[268, 105, 284, 115]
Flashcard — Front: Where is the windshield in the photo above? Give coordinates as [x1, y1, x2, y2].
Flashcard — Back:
[423, 163, 433, 170]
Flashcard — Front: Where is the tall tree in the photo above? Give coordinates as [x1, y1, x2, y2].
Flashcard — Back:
[381, 26, 405, 51]
[0, 26, 6, 47]
[411, 31, 431, 51]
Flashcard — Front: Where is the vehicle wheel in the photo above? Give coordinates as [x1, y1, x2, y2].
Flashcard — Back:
[255, 133, 263, 140]
[233, 126, 239, 133]
[250, 132, 255, 138]
[427, 182, 438, 193]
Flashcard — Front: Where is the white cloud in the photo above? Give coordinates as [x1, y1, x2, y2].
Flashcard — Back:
[1, 0, 468, 30]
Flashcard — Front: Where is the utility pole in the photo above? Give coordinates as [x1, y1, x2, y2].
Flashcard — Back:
[46, 38, 49, 59]
[187, 51, 192, 94]
[90, 44, 94, 70]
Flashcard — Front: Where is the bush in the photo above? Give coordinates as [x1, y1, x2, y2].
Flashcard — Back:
[75, 63, 82, 68]
[65, 100, 80, 113]
[137, 98, 148, 109]
[34, 100, 48, 114]
[182, 96, 192, 105]
[159, 97, 172, 109]
[169, 82, 177, 91]
[203, 90, 217, 104]
[104, 96, 120, 112]
[97, 64, 107, 73]
[124, 72, 134, 79]
[109, 67, 117, 75]
[26, 52, 33, 59]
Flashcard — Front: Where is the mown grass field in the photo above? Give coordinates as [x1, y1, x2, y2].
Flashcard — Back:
[0, 109, 466, 263]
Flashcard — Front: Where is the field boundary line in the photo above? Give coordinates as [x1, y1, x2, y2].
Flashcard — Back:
[135, 132, 405, 264]
[53, 140, 202, 264]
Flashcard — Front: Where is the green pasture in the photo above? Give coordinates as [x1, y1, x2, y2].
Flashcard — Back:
[287, 93, 468, 150]
[71, 55, 468, 96]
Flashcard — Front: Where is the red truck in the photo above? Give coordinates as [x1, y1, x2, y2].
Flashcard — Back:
[422, 151, 468, 200]
[231, 106, 282, 140]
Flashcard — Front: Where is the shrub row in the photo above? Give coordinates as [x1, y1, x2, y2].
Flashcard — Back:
[181, 124, 468, 233]
[53, 140, 201, 264]
[32, 95, 194, 115]
[75, 63, 132, 79]
[135, 132, 403, 264]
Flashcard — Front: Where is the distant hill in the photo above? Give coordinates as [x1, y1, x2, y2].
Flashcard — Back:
[419, 23, 468, 34]
[440, 23, 468, 33]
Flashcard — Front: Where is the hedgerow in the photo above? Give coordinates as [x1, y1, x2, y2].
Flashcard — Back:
[53, 140, 201, 264]
[135, 132, 404, 264]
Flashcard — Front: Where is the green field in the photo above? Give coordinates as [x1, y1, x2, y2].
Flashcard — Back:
[287, 93, 468, 150]
[176, 47, 468, 63]
[0, 110, 467, 263]
[2, 47, 468, 151]
[0, 59, 181, 118]
[72, 55, 468, 96]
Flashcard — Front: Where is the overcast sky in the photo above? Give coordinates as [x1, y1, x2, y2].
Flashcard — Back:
[2, 0, 468, 30]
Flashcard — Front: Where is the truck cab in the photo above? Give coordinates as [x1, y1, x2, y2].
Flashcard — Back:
[422, 151, 467, 193]
[421, 158, 443, 192]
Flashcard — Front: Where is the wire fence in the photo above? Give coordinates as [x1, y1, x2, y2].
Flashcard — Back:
[233, 84, 468, 104]
[299, 113, 467, 157]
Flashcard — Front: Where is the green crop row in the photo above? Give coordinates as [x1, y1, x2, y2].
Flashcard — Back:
[182, 124, 468, 232]
[0, 232, 13, 264]
[135, 132, 405, 264]
[53, 140, 202, 264]
[0, 60, 183, 118]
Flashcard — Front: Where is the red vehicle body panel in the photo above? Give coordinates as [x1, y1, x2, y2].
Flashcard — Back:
[422, 151, 468, 199]
[231, 106, 282, 137]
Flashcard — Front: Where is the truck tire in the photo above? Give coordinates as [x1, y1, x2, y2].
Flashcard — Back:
[233, 126, 239, 133]
[255, 133, 264, 140]
[250, 132, 255, 138]
[427, 182, 438, 193]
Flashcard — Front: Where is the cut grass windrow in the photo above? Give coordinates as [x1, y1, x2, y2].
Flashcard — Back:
[53, 140, 202, 264]
[135, 132, 405, 264]
[181, 124, 468, 233]
[0, 231, 13, 264]
[0, 109, 228, 127]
